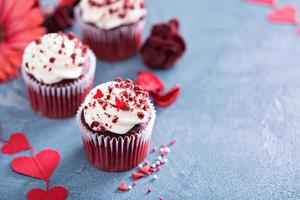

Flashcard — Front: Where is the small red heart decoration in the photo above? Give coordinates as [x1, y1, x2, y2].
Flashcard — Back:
[118, 182, 128, 191]
[11, 149, 60, 180]
[27, 186, 68, 200]
[267, 5, 297, 24]
[132, 172, 144, 179]
[247, 0, 276, 6]
[1, 132, 31, 154]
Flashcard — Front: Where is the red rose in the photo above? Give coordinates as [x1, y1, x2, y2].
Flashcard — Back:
[140, 18, 186, 69]
[43, 0, 80, 33]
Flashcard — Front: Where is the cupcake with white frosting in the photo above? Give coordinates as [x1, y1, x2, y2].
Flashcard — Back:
[75, 0, 147, 61]
[22, 32, 96, 118]
[77, 78, 156, 171]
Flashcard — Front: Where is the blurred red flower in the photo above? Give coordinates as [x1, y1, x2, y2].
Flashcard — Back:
[0, 0, 45, 83]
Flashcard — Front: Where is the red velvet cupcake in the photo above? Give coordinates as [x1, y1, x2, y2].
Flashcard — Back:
[77, 78, 156, 172]
[75, 0, 147, 61]
[21, 32, 96, 118]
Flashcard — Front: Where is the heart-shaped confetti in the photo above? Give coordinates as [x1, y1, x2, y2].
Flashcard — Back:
[93, 89, 104, 99]
[27, 186, 68, 200]
[115, 97, 127, 109]
[139, 166, 151, 174]
[267, 5, 297, 23]
[247, 0, 276, 6]
[11, 149, 60, 180]
[118, 182, 128, 191]
[152, 85, 181, 107]
[1, 132, 31, 154]
[132, 172, 144, 179]
[135, 71, 165, 94]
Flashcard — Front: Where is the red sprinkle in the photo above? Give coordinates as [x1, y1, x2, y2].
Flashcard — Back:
[112, 116, 119, 123]
[132, 172, 144, 179]
[49, 57, 56, 63]
[118, 182, 128, 191]
[93, 89, 104, 99]
[137, 112, 145, 119]
[147, 188, 153, 193]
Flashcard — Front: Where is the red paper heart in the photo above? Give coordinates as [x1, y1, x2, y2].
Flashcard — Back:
[11, 149, 60, 180]
[27, 186, 68, 200]
[135, 71, 165, 94]
[152, 85, 181, 107]
[1, 132, 31, 154]
[267, 5, 297, 23]
[247, 0, 276, 6]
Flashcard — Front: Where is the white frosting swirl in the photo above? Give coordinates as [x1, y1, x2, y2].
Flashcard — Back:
[82, 79, 152, 134]
[79, 0, 147, 30]
[22, 33, 88, 84]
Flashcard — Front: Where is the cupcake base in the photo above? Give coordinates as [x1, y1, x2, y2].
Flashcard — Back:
[22, 50, 96, 118]
[75, 8, 145, 61]
[77, 104, 156, 172]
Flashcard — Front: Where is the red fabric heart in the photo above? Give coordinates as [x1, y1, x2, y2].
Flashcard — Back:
[135, 70, 165, 94]
[247, 0, 276, 6]
[11, 149, 60, 181]
[1, 132, 31, 154]
[27, 186, 68, 200]
[267, 5, 297, 23]
[152, 85, 181, 107]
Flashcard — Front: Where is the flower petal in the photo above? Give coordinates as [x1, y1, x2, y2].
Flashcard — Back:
[6, 27, 46, 49]
[4, 8, 44, 36]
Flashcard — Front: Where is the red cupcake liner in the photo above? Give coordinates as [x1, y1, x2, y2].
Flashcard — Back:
[21, 50, 96, 118]
[76, 104, 156, 172]
[75, 7, 145, 61]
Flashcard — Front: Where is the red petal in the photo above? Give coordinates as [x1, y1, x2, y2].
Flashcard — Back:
[11, 149, 61, 181]
[267, 5, 297, 24]
[58, 0, 79, 7]
[7, 27, 46, 49]
[27, 186, 68, 200]
[152, 85, 181, 107]
[247, 0, 276, 6]
[118, 183, 128, 191]
[4, 0, 36, 23]
[1, 132, 31, 154]
[4, 8, 44, 36]
[132, 172, 144, 179]
[139, 165, 151, 174]
[135, 70, 165, 93]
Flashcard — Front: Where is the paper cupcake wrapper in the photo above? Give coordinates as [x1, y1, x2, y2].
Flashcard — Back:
[75, 7, 145, 61]
[21, 50, 96, 118]
[76, 104, 156, 172]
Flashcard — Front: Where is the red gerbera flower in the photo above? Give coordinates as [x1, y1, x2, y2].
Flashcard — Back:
[0, 0, 45, 83]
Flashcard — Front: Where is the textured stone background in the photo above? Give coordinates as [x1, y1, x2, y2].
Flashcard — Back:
[1, 0, 300, 199]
